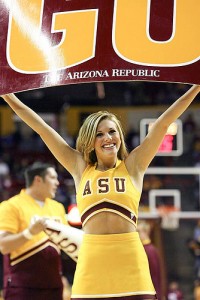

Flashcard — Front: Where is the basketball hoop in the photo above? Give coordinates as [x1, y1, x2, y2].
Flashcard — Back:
[157, 205, 180, 230]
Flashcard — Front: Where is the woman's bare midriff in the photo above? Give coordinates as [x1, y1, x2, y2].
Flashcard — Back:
[83, 211, 137, 234]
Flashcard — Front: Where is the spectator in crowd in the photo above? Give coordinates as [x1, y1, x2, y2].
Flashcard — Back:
[167, 281, 184, 300]
[188, 220, 200, 282]
[0, 157, 9, 178]
[194, 281, 200, 300]
[138, 221, 163, 300]
[183, 113, 197, 154]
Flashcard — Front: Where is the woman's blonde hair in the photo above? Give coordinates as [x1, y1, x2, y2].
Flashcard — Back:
[76, 111, 128, 164]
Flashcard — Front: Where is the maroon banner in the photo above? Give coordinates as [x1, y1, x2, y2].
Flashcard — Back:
[0, 0, 200, 94]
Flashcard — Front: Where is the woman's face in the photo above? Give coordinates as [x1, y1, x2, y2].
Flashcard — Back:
[94, 119, 121, 159]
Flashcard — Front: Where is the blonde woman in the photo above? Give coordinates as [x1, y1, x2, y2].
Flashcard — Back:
[1, 84, 200, 300]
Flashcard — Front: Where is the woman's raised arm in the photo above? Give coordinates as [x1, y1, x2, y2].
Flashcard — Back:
[127, 84, 200, 174]
[1, 93, 85, 177]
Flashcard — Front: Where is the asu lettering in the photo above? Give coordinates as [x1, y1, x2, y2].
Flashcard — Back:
[98, 178, 109, 194]
[82, 177, 126, 196]
[114, 178, 125, 192]
[83, 180, 92, 196]
[45, 228, 79, 262]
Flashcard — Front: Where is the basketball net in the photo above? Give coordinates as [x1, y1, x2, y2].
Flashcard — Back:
[157, 206, 180, 230]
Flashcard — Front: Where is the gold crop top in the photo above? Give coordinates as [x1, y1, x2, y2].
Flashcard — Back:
[76, 160, 141, 227]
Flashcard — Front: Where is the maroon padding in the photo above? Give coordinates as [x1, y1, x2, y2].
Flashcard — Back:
[81, 201, 136, 224]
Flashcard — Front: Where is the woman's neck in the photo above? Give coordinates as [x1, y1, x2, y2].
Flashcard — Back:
[96, 159, 117, 171]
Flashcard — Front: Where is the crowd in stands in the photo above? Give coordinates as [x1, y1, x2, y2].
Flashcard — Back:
[0, 82, 194, 112]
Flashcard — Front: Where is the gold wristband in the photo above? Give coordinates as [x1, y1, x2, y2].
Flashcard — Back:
[22, 228, 33, 240]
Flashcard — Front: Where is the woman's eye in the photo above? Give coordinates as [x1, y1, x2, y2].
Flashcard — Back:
[96, 132, 103, 137]
[109, 130, 116, 134]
